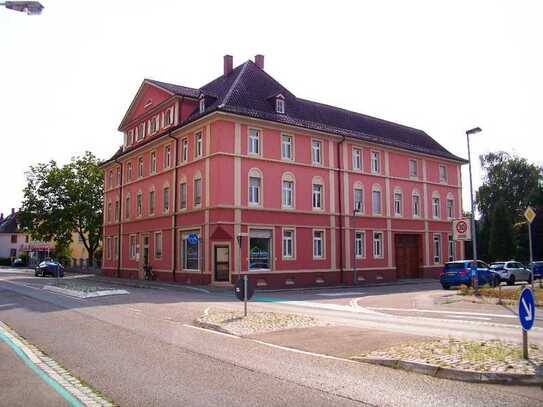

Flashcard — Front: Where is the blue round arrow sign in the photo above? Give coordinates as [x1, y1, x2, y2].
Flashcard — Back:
[519, 287, 536, 331]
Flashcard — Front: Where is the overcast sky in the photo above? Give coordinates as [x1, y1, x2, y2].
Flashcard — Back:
[1, 0, 541, 216]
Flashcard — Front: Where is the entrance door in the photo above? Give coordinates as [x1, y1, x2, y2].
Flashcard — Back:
[214, 246, 230, 282]
[395, 235, 420, 279]
[142, 235, 150, 266]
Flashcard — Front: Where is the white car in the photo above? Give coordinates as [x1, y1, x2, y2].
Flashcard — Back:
[490, 261, 532, 285]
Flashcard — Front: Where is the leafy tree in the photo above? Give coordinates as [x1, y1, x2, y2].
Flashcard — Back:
[487, 201, 514, 261]
[19, 152, 103, 265]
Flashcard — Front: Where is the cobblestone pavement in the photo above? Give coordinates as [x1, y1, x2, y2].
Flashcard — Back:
[357, 338, 543, 375]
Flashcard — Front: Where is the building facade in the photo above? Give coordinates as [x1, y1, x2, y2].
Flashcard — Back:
[101, 55, 466, 289]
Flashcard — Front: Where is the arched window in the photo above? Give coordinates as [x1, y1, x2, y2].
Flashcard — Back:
[446, 192, 455, 219]
[163, 182, 170, 213]
[281, 172, 295, 208]
[412, 189, 421, 218]
[353, 181, 364, 213]
[125, 193, 131, 220]
[371, 184, 382, 215]
[312, 176, 324, 210]
[148, 185, 156, 215]
[248, 168, 262, 206]
[432, 191, 441, 219]
[193, 171, 202, 206]
[393, 187, 403, 217]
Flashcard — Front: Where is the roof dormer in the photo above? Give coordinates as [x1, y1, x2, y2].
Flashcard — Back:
[199, 94, 206, 113]
[275, 93, 285, 114]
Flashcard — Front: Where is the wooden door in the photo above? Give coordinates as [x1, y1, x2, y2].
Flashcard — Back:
[214, 246, 230, 282]
[395, 235, 420, 279]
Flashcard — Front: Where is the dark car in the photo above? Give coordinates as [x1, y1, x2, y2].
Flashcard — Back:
[530, 261, 543, 280]
[12, 258, 26, 267]
[35, 259, 64, 277]
[440, 260, 498, 290]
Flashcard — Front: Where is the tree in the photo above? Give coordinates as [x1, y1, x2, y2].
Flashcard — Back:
[487, 201, 514, 261]
[19, 152, 103, 265]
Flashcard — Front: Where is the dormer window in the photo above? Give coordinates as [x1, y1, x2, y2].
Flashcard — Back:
[164, 108, 172, 127]
[275, 95, 285, 114]
[137, 123, 145, 141]
[199, 97, 205, 114]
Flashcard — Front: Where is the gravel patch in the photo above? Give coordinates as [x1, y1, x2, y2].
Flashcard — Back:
[197, 308, 322, 336]
[355, 338, 543, 375]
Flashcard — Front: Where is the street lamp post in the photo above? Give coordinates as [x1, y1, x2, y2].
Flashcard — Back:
[0, 1, 44, 15]
[466, 127, 482, 294]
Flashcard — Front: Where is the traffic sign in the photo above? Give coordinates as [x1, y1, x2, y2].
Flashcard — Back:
[234, 277, 255, 302]
[187, 233, 199, 245]
[452, 218, 471, 241]
[524, 207, 536, 224]
[519, 287, 535, 331]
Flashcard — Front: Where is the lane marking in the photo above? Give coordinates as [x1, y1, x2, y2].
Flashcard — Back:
[0, 325, 84, 407]
[364, 306, 543, 320]
[250, 339, 358, 364]
[446, 315, 492, 321]
[181, 323, 240, 339]
[316, 291, 365, 297]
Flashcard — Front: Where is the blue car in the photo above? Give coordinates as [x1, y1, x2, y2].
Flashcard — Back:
[34, 259, 64, 278]
[530, 261, 543, 279]
[440, 260, 498, 290]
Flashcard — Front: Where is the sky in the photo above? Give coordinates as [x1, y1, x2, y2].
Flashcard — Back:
[0, 0, 541, 216]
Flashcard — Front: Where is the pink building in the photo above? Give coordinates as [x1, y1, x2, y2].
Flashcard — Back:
[100, 55, 466, 289]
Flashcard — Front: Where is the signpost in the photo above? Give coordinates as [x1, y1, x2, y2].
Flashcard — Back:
[518, 287, 536, 359]
[524, 207, 536, 290]
[234, 275, 255, 316]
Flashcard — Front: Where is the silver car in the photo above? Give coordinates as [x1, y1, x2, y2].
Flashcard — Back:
[490, 261, 532, 285]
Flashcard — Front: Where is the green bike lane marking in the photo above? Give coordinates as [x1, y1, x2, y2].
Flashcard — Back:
[0, 327, 84, 407]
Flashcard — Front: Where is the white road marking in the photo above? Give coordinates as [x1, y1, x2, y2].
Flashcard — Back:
[316, 291, 365, 297]
[446, 315, 492, 321]
[250, 339, 358, 364]
[181, 323, 239, 339]
[364, 306, 537, 320]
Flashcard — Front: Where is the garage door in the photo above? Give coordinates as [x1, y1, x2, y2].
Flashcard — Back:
[395, 235, 420, 279]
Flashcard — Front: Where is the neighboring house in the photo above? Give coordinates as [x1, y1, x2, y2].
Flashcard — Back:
[0, 209, 54, 265]
[68, 232, 93, 268]
[100, 55, 466, 289]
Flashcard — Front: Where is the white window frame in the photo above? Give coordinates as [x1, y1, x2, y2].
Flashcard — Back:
[276, 98, 285, 114]
[409, 159, 418, 178]
[281, 134, 293, 160]
[352, 148, 362, 171]
[393, 190, 402, 217]
[194, 177, 202, 207]
[282, 228, 295, 259]
[138, 157, 144, 178]
[136, 192, 142, 217]
[439, 164, 448, 183]
[312, 229, 325, 259]
[353, 186, 364, 213]
[195, 132, 203, 158]
[248, 175, 261, 206]
[164, 107, 173, 127]
[373, 231, 384, 258]
[149, 188, 156, 215]
[106, 237, 112, 260]
[447, 197, 454, 220]
[179, 182, 187, 210]
[448, 234, 455, 262]
[355, 230, 365, 258]
[248, 128, 261, 156]
[154, 231, 163, 259]
[137, 123, 145, 141]
[150, 151, 157, 174]
[163, 186, 170, 213]
[282, 179, 294, 208]
[199, 98, 205, 113]
[432, 195, 441, 219]
[412, 192, 421, 218]
[312, 182, 323, 210]
[370, 151, 380, 174]
[126, 162, 132, 181]
[129, 235, 137, 260]
[372, 186, 382, 215]
[164, 144, 172, 168]
[181, 138, 188, 162]
[125, 194, 131, 220]
[433, 233, 442, 264]
[311, 139, 322, 165]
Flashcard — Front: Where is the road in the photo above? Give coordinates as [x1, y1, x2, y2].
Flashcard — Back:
[0, 269, 542, 406]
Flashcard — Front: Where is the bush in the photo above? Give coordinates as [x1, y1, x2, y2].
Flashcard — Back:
[0, 258, 12, 266]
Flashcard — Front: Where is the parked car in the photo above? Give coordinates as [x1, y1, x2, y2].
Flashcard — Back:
[490, 261, 531, 285]
[12, 258, 26, 267]
[440, 260, 498, 290]
[35, 259, 64, 278]
[529, 261, 543, 280]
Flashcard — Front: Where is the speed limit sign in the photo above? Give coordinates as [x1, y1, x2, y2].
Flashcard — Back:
[453, 218, 472, 241]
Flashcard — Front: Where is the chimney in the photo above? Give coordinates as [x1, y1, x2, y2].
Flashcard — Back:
[11, 208, 15, 215]
[255, 54, 264, 69]
[223, 55, 233, 75]
[0, 213, 3, 221]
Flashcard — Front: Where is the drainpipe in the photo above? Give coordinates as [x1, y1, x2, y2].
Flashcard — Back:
[167, 129, 178, 282]
[114, 158, 123, 278]
[337, 136, 346, 284]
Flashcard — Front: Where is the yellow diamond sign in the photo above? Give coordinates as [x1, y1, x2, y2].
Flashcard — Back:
[524, 206, 536, 224]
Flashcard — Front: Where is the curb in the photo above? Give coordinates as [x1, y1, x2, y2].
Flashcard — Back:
[351, 356, 543, 385]
[259, 279, 438, 293]
[43, 285, 129, 299]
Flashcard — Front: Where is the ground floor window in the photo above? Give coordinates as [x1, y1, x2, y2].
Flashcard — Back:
[355, 231, 365, 258]
[282, 229, 294, 259]
[113, 236, 119, 260]
[373, 232, 383, 258]
[433, 234, 441, 264]
[448, 234, 454, 262]
[155, 231, 163, 259]
[249, 229, 272, 270]
[182, 231, 200, 270]
[313, 230, 324, 259]
[129, 235, 137, 259]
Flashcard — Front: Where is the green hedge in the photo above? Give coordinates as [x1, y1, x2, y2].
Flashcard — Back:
[0, 258, 12, 266]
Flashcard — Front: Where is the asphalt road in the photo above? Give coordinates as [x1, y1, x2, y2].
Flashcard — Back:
[0, 270, 542, 406]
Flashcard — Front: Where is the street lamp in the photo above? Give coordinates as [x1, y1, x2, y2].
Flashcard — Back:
[466, 126, 482, 294]
[0, 1, 44, 15]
